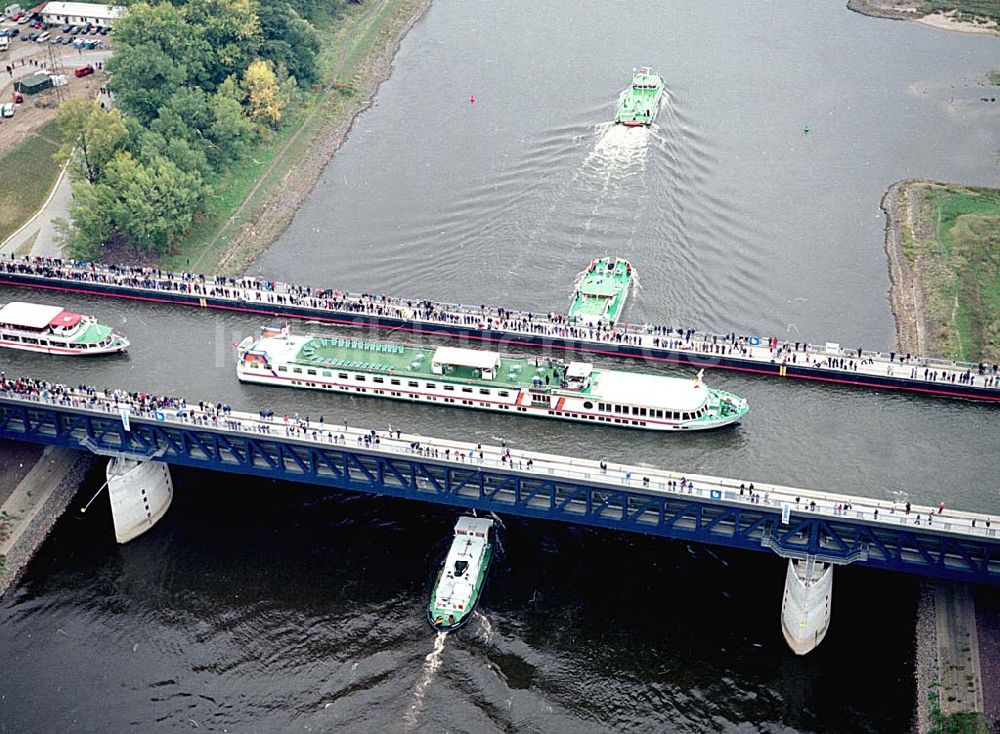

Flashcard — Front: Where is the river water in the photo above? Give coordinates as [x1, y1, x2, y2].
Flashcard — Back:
[2, 0, 999, 731]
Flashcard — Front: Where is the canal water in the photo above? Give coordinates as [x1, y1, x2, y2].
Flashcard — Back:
[1, 0, 998, 730]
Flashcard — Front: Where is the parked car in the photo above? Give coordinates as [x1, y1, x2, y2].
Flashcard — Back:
[24, 31, 36, 40]
[51, 34, 62, 43]
[68, 25, 79, 34]
[74, 63, 94, 78]
[1, 103, 14, 118]
[35, 31, 48, 41]
[98, 26, 107, 35]
[59, 36, 70, 44]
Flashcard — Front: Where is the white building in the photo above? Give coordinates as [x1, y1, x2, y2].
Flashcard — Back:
[41, 2, 125, 27]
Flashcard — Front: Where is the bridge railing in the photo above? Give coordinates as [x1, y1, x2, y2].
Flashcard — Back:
[2, 383, 997, 541]
[2, 254, 998, 392]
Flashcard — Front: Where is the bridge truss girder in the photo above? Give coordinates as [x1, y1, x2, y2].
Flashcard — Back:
[1, 398, 996, 585]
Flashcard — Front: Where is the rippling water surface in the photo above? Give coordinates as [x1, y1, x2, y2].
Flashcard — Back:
[2, 0, 999, 730]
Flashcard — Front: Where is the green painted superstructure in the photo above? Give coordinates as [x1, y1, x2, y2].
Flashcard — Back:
[292, 336, 565, 391]
[615, 67, 665, 127]
[567, 257, 632, 326]
[428, 545, 492, 630]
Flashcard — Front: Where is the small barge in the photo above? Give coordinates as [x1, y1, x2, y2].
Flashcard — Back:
[567, 257, 633, 327]
[428, 517, 494, 631]
[0, 301, 128, 355]
[615, 67, 665, 127]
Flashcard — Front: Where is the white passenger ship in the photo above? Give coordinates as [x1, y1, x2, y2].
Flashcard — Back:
[0, 301, 129, 355]
[236, 327, 749, 431]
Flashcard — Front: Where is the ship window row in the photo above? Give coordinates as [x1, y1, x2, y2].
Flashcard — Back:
[3, 334, 91, 349]
[274, 368, 515, 399]
[594, 402, 707, 421]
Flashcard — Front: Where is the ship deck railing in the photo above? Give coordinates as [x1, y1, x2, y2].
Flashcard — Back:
[3, 383, 997, 541]
[2, 254, 998, 395]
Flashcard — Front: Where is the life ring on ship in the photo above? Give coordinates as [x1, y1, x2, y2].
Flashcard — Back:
[748, 336, 761, 346]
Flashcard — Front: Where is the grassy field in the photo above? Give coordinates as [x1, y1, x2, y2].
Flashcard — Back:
[920, 0, 1000, 23]
[160, 0, 420, 274]
[0, 119, 64, 245]
[911, 184, 1000, 363]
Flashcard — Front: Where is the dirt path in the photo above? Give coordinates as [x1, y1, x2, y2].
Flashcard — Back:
[204, 0, 432, 275]
[882, 179, 930, 355]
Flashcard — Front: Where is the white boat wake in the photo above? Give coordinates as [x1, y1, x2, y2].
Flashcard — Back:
[585, 122, 652, 171]
[473, 610, 493, 644]
[402, 631, 447, 731]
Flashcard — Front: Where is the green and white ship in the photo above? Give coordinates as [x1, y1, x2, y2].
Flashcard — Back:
[0, 301, 129, 355]
[428, 516, 494, 631]
[615, 66, 665, 127]
[567, 257, 633, 326]
[236, 327, 749, 432]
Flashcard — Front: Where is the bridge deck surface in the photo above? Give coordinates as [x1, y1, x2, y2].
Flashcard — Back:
[2, 382, 996, 543]
[2, 255, 998, 400]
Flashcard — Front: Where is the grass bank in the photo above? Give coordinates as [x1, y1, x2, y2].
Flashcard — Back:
[162, 0, 428, 275]
[0, 119, 64, 245]
[887, 181, 1000, 363]
[847, 0, 1000, 32]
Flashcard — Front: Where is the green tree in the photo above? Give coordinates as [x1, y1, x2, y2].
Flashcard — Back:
[106, 42, 188, 123]
[210, 77, 255, 158]
[103, 152, 206, 254]
[65, 179, 120, 259]
[259, 4, 322, 84]
[185, 0, 263, 86]
[54, 98, 128, 184]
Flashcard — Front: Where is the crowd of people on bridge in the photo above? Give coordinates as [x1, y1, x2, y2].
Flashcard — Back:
[2, 253, 999, 391]
[1, 372, 996, 540]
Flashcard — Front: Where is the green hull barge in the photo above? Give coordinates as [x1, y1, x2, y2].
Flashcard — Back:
[428, 517, 494, 631]
[568, 257, 633, 326]
[615, 66, 665, 127]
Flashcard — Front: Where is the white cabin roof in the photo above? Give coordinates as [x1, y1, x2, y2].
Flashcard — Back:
[592, 370, 708, 412]
[0, 302, 64, 329]
[432, 346, 500, 371]
[41, 2, 126, 20]
[455, 516, 493, 536]
[566, 361, 593, 379]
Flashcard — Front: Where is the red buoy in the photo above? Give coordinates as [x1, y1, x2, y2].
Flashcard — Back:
[470, 94, 476, 104]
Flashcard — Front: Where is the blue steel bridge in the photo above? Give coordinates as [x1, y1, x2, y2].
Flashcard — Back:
[1, 254, 999, 402]
[1, 383, 997, 586]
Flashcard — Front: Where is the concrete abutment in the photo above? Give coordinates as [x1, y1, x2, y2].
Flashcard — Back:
[106, 458, 173, 544]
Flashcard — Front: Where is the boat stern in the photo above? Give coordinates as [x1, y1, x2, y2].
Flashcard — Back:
[427, 606, 468, 632]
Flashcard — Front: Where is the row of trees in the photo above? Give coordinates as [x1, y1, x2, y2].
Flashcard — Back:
[57, 0, 325, 258]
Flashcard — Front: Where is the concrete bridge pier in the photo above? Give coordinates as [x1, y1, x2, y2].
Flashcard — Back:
[106, 457, 173, 544]
[780, 557, 833, 655]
